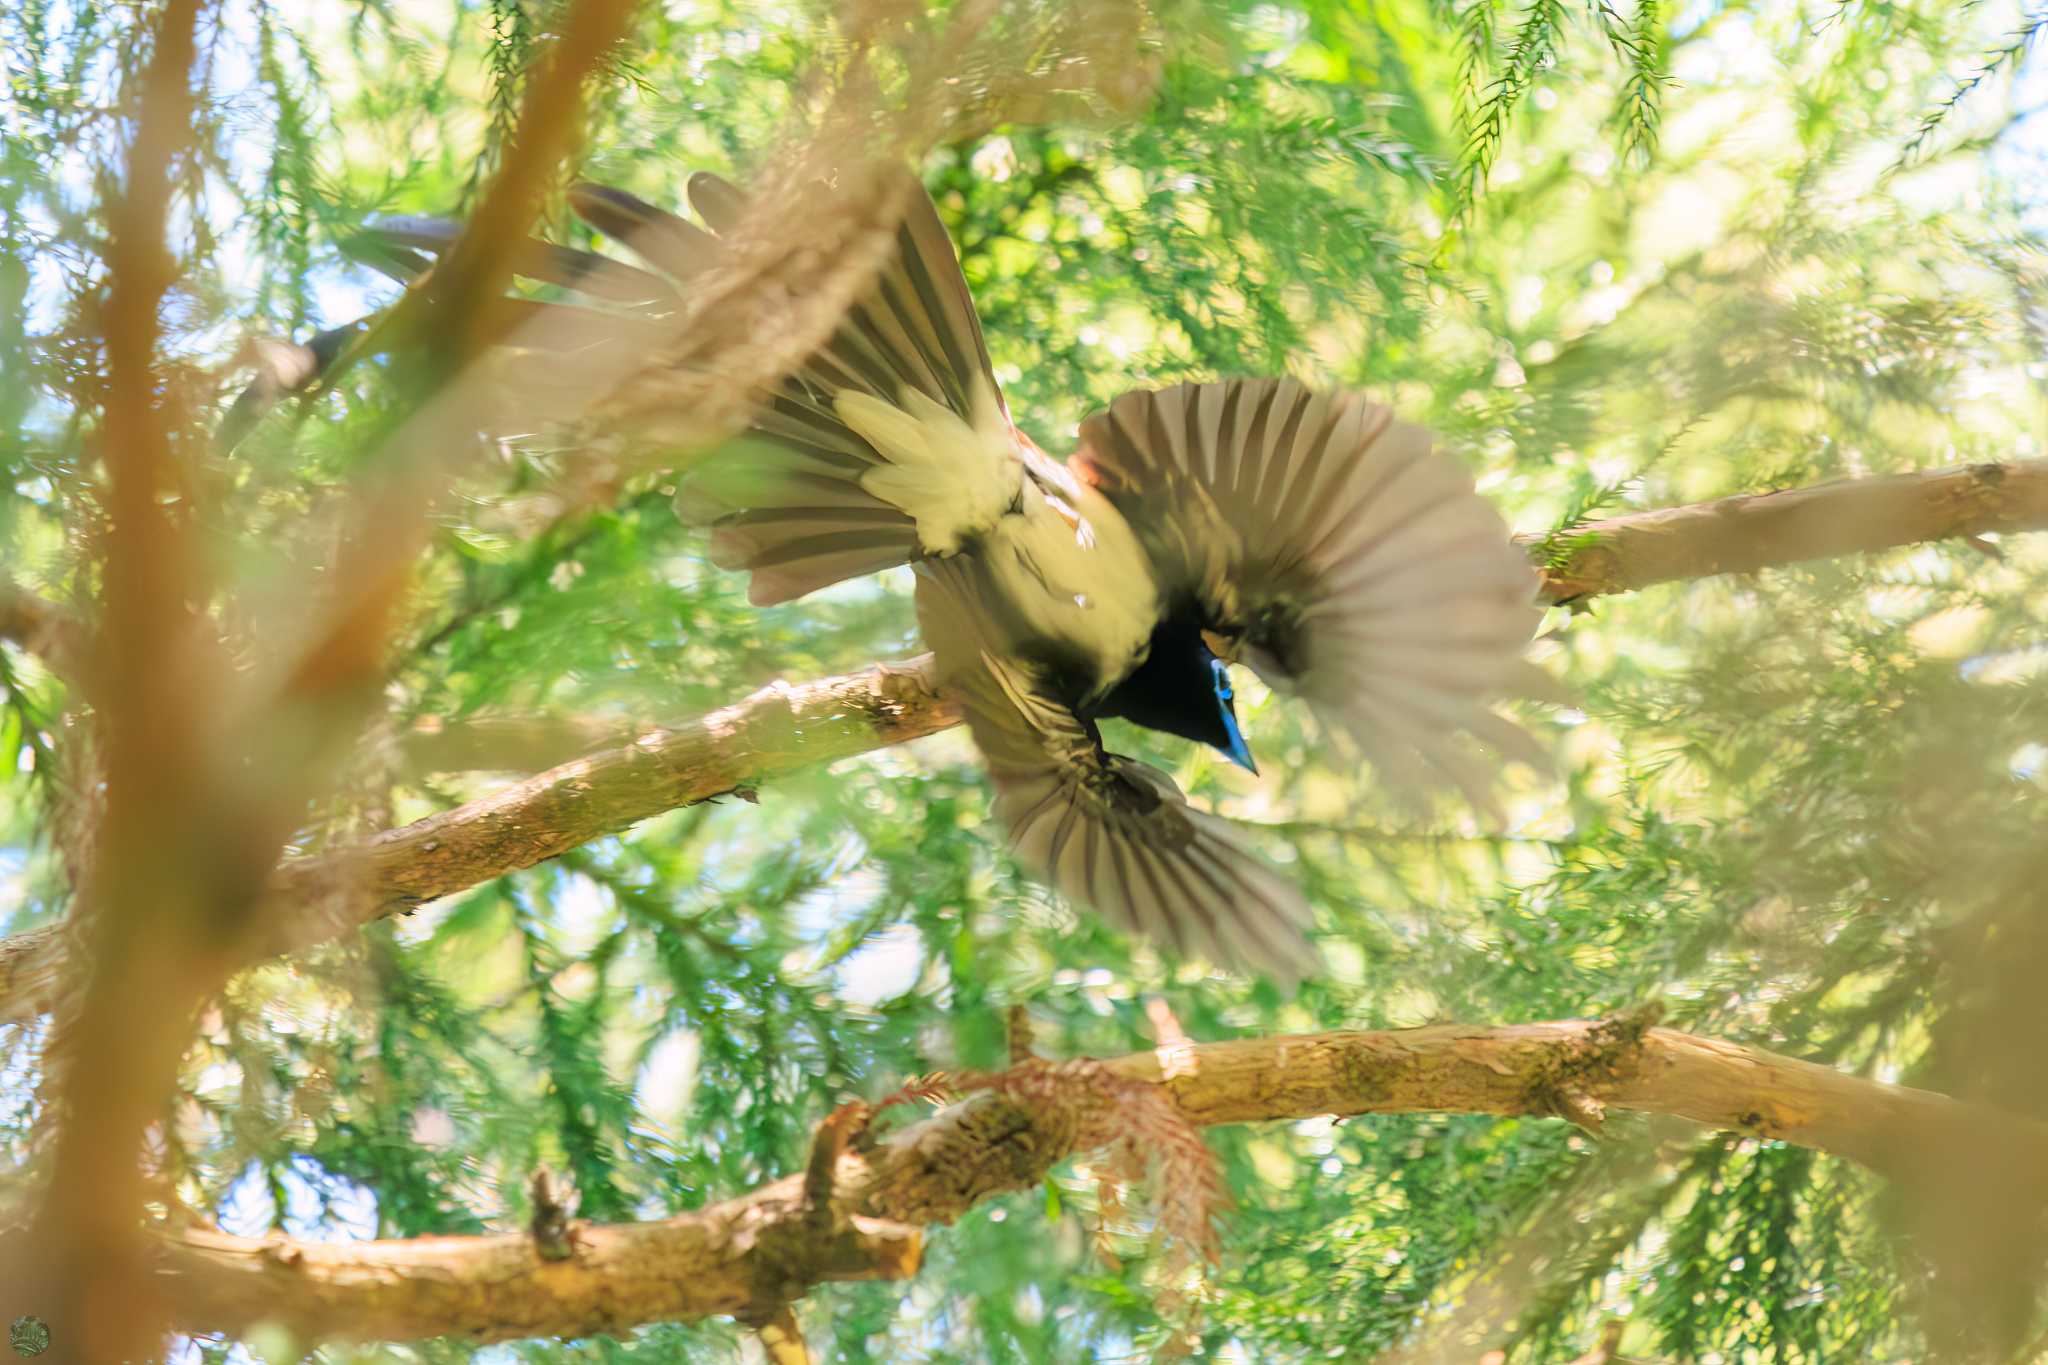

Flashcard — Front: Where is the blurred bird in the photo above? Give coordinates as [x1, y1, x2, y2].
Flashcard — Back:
[337, 169, 1551, 978]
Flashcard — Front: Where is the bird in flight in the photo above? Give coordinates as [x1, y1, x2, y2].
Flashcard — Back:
[342, 168, 1550, 978]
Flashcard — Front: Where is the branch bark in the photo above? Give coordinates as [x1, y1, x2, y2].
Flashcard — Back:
[2, 461, 2045, 1027]
[156, 1200, 920, 1347]
[0, 661, 959, 1024]
[157, 1018, 2048, 1346]
[34, 4, 226, 1357]
[1528, 459, 2048, 601]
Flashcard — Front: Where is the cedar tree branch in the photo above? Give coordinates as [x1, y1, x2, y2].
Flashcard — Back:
[0, 662, 960, 1024]
[1528, 459, 2048, 600]
[157, 1018, 2048, 1346]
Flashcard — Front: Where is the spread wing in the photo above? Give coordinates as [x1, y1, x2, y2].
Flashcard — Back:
[1072, 379, 1550, 810]
[328, 171, 1026, 606]
[576, 173, 1033, 606]
[915, 559, 1319, 979]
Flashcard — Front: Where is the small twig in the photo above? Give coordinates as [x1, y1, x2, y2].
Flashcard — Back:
[803, 1102, 868, 1231]
[1549, 1091, 1610, 1137]
[754, 1305, 814, 1365]
[1007, 1002, 1036, 1064]
[1528, 1002, 1664, 1135]
[527, 1166, 576, 1263]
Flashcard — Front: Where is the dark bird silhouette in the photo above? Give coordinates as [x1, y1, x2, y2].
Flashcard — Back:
[341, 169, 1552, 977]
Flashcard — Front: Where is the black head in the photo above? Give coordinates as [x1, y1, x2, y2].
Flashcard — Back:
[1089, 613, 1257, 773]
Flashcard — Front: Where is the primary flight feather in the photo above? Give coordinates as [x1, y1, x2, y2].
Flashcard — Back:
[349, 168, 1549, 978]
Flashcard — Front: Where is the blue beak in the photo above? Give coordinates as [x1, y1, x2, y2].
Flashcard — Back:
[1210, 657, 1258, 775]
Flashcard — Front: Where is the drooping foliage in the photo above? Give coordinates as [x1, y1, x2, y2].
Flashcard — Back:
[2, 1, 2047, 1360]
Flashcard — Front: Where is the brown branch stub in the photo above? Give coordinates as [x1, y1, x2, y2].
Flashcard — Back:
[1527, 1003, 1665, 1135]
[1006, 1002, 1035, 1064]
[803, 1102, 869, 1231]
[955, 1058, 1225, 1271]
[754, 1305, 815, 1365]
[528, 1166, 576, 1263]
[1547, 1090, 1609, 1136]
[735, 1104, 920, 1329]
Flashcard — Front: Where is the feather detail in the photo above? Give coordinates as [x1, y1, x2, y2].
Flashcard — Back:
[351, 169, 1010, 608]
[644, 169, 1011, 604]
[837, 388, 1022, 555]
[566, 183, 719, 279]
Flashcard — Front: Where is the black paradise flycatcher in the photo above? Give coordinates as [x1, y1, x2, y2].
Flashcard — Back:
[355, 168, 1554, 977]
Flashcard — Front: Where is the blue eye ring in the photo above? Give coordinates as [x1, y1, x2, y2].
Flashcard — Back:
[1210, 657, 1233, 701]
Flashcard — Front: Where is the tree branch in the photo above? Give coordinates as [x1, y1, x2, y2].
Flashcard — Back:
[32, 3, 226, 1356]
[156, 1018, 2048, 1346]
[15, 1, 654, 1352]
[1, 461, 2044, 1027]
[1528, 459, 2048, 601]
[0, 661, 959, 1024]
[157, 1198, 920, 1347]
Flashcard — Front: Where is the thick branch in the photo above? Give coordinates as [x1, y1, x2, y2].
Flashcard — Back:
[1528, 459, 2048, 601]
[157, 1200, 920, 1346]
[159, 1019, 2048, 1345]
[0, 661, 959, 1023]
[37, 3, 223, 1358]
[2, 461, 2045, 1027]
